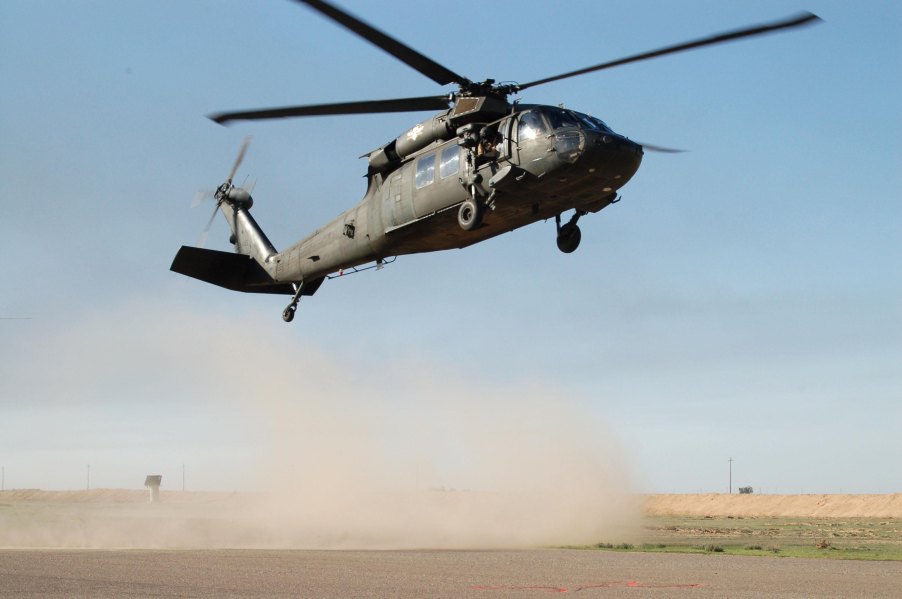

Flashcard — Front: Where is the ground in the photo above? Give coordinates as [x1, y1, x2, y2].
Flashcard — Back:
[2, 491, 900, 597]
[1, 490, 899, 558]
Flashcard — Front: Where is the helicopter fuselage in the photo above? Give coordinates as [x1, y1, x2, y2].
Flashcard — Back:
[170, 1, 819, 322]
[270, 104, 642, 284]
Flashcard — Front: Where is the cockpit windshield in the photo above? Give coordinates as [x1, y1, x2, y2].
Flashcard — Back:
[518, 107, 614, 143]
[531, 107, 613, 133]
[544, 107, 580, 130]
[570, 110, 613, 133]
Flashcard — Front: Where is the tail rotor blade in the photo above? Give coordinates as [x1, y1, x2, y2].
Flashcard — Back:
[191, 190, 213, 207]
[193, 138, 252, 247]
[198, 201, 221, 247]
[227, 136, 252, 183]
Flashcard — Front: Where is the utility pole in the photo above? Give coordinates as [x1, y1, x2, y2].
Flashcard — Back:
[728, 457, 734, 494]
[182, 464, 185, 492]
[86, 464, 90, 491]
[1, 466, 4, 492]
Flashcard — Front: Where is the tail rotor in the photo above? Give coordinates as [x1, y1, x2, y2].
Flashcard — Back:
[194, 136, 253, 247]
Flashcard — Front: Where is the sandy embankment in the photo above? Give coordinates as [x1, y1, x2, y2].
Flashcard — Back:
[0, 490, 899, 549]
[644, 493, 902, 518]
[3, 490, 900, 518]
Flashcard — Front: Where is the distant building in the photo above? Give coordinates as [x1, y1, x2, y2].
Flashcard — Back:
[144, 475, 162, 503]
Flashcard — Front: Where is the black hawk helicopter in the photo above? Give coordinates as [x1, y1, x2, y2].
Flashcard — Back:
[171, 0, 820, 323]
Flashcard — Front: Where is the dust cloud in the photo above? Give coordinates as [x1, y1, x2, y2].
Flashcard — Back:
[250, 373, 639, 548]
[0, 300, 639, 549]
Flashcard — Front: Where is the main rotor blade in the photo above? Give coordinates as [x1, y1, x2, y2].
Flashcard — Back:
[209, 96, 451, 125]
[293, 0, 470, 87]
[636, 141, 687, 154]
[517, 12, 821, 92]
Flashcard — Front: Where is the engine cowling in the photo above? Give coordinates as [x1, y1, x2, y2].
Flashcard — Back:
[368, 114, 454, 174]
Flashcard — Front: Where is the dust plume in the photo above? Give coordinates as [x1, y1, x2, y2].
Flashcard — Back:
[0, 299, 639, 548]
[250, 370, 639, 548]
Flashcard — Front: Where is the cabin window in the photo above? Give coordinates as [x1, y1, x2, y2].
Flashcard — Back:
[415, 153, 436, 189]
[517, 110, 547, 142]
[439, 146, 459, 179]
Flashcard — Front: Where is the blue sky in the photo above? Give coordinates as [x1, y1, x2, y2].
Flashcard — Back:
[1, 1, 899, 495]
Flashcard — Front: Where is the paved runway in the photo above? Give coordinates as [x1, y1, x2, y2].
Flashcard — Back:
[1, 548, 900, 598]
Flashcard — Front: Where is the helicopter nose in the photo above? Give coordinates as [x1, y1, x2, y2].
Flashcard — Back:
[622, 137, 643, 154]
[579, 132, 643, 190]
[601, 133, 643, 169]
[599, 132, 642, 154]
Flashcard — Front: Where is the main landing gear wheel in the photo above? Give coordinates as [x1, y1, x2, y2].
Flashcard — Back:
[555, 210, 586, 253]
[556, 223, 582, 253]
[457, 198, 483, 231]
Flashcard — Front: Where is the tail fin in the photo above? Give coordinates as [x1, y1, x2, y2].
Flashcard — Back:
[170, 245, 292, 294]
[170, 243, 325, 296]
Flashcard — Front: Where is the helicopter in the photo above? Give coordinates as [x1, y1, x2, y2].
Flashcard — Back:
[170, 0, 820, 323]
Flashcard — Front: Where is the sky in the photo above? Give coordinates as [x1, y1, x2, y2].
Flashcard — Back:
[0, 0, 899, 496]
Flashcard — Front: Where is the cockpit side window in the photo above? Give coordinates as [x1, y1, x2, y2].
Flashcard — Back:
[517, 110, 548, 142]
[496, 117, 512, 158]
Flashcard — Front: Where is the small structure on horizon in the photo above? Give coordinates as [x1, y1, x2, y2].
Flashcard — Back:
[144, 475, 162, 503]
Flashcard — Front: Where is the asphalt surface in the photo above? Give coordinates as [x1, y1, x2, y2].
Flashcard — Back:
[1, 548, 900, 598]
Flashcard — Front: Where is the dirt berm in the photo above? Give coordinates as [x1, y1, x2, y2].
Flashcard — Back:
[644, 493, 902, 518]
[3, 490, 900, 518]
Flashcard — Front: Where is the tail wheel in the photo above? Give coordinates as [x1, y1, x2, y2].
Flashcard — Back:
[556, 223, 581, 253]
[458, 199, 483, 231]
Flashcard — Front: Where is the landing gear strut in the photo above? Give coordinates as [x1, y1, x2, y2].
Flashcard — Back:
[555, 211, 585, 253]
[282, 282, 304, 323]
